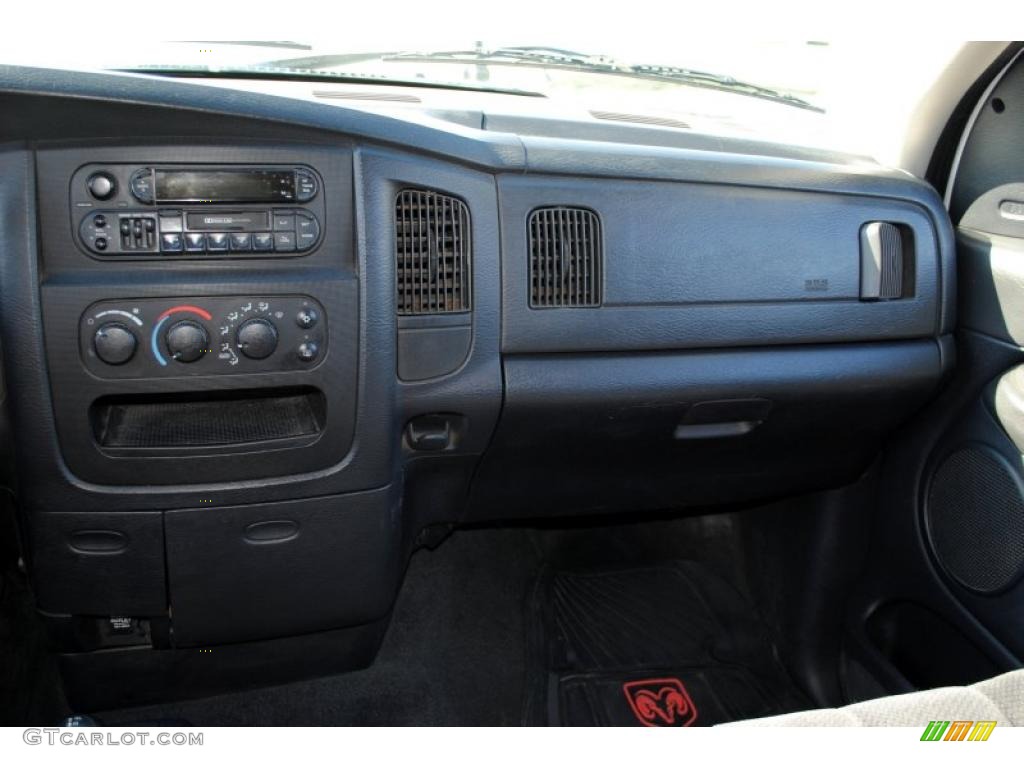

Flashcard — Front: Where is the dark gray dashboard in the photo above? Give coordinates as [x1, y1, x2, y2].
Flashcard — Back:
[0, 65, 954, 708]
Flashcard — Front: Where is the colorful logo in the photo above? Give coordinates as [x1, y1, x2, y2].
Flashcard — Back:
[920, 720, 997, 741]
[622, 678, 698, 727]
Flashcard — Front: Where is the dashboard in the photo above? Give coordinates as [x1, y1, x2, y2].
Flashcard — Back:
[0, 65, 954, 709]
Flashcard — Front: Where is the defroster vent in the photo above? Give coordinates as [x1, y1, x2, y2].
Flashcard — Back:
[396, 189, 471, 315]
[529, 207, 602, 308]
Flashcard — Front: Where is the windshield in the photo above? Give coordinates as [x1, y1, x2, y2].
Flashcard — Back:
[0, 31, 967, 163]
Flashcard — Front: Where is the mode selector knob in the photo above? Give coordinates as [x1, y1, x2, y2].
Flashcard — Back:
[236, 318, 278, 360]
[93, 322, 136, 365]
[165, 320, 209, 363]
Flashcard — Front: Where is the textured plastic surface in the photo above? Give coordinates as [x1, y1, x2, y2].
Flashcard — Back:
[956, 228, 1024, 346]
[950, 55, 1024, 224]
[498, 175, 947, 354]
[467, 340, 943, 519]
[28, 510, 166, 616]
[165, 487, 400, 646]
[58, 618, 389, 712]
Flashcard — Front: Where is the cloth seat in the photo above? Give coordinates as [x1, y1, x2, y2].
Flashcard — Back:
[727, 669, 1024, 726]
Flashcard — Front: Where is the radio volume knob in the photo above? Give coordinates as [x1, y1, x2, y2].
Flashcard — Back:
[236, 318, 278, 360]
[165, 320, 209, 363]
[93, 322, 137, 365]
[86, 172, 117, 201]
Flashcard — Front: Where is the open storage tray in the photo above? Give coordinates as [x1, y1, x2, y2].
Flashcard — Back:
[91, 387, 326, 450]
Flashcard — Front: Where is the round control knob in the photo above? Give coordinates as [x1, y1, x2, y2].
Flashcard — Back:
[236, 318, 278, 360]
[93, 322, 137, 365]
[296, 307, 319, 329]
[86, 172, 117, 200]
[165, 320, 209, 363]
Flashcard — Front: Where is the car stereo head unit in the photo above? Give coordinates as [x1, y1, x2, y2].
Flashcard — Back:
[129, 166, 318, 205]
[71, 163, 325, 259]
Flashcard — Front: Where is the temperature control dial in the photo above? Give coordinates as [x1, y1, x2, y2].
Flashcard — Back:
[236, 318, 278, 360]
[165, 320, 209, 363]
[93, 322, 137, 365]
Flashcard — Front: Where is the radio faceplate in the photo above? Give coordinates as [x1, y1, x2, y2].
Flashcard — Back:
[70, 163, 325, 260]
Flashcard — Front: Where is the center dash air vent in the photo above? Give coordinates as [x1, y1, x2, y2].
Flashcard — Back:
[529, 207, 602, 308]
[396, 189, 471, 315]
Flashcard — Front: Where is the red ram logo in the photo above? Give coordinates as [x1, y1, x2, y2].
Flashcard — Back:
[622, 678, 698, 727]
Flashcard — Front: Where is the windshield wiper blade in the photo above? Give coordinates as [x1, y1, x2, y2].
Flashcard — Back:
[257, 46, 822, 112]
[113, 64, 547, 98]
[375, 46, 823, 112]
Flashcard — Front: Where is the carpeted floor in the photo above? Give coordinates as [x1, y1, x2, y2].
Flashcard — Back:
[1, 511, 815, 726]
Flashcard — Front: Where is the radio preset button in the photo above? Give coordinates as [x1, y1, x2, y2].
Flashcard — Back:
[295, 213, 319, 251]
[230, 233, 252, 251]
[158, 213, 183, 237]
[206, 233, 229, 251]
[253, 233, 274, 251]
[160, 233, 183, 253]
[273, 232, 296, 252]
[273, 213, 295, 231]
[184, 233, 206, 252]
[294, 170, 318, 202]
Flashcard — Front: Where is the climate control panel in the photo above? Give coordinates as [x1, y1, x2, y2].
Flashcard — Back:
[80, 296, 327, 379]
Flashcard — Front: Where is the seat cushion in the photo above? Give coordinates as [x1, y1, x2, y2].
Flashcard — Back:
[725, 669, 1024, 726]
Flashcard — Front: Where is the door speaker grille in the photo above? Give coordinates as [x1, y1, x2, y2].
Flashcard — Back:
[926, 446, 1024, 593]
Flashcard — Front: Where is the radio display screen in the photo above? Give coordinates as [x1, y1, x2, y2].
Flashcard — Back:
[154, 169, 296, 203]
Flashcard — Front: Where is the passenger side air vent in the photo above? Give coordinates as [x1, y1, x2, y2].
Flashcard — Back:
[396, 189, 471, 315]
[529, 207, 602, 308]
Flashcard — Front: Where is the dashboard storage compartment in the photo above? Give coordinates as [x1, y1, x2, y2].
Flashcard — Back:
[467, 341, 944, 520]
[91, 387, 326, 450]
[164, 488, 401, 646]
[28, 510, 166, 617]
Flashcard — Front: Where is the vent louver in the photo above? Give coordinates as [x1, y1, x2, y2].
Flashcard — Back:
[396, 189, 471, 315]
[529, 207, 602, 308]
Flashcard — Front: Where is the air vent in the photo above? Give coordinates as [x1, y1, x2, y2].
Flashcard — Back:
[529, 207, 602, 308]
[396, 189, 471, 315]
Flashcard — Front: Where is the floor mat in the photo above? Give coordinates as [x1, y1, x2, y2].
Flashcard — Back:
[524, 560, 810, 726]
